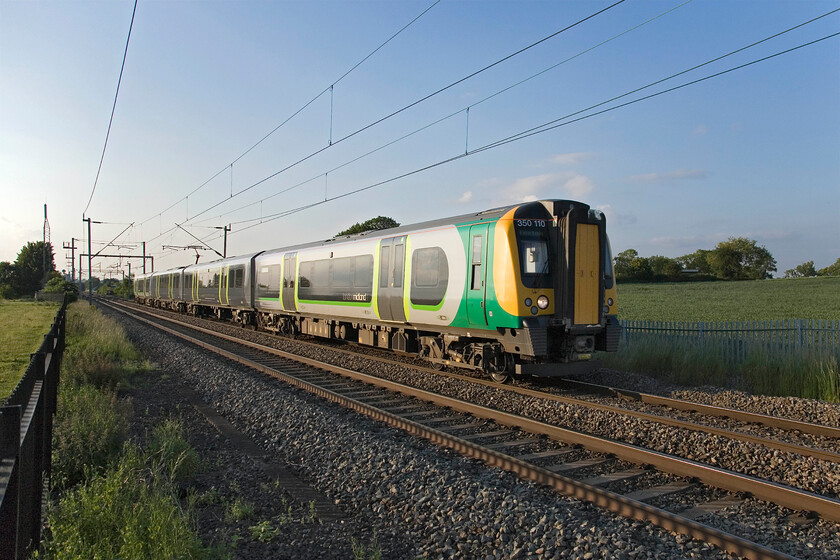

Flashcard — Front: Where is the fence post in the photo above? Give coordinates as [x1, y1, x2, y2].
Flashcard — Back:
[795, 319, 803, 352]
[0, 405, 22, 560]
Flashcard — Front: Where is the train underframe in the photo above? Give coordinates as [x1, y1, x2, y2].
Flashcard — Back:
[140, 297, 614, 381]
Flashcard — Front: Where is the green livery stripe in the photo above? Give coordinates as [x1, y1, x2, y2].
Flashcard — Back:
[410, 300, 446, 312]
[298, 299, 372, 308]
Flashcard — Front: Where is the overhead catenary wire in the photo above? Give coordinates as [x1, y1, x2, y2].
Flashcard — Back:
[141, 0, 630, 244]
[183, 7, 840, 234]
[82, 0, 138, 218]
[138, 10, 839, 266]
[188, 0, 697, 229]
[140, 0, 442, 227]
[226, 31, 839, 236]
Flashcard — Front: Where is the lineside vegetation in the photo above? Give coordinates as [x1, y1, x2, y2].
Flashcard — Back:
[605, 277, 839, 402]
[39, 303, 206, 559]
[42, 303, 368, 558]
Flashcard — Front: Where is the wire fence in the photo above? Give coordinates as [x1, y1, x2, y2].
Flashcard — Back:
[619, 319, 840, 365]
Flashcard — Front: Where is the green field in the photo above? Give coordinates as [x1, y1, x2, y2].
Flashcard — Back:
[0, 300, 60, 400]
[616, 277, 840, 322]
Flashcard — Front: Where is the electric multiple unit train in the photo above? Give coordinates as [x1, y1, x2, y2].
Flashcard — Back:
[134, 199, 619, 381]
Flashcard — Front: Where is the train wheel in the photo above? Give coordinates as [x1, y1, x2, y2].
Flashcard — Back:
[488, 354, 514, 384]
[489, 371, 511, 384]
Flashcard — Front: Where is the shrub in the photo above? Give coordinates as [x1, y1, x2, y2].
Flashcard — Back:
[44, 277, 79, 303]
[42, 443, 205, 560]
[145, 418, 201, 483]
[51, 384, 131, 490]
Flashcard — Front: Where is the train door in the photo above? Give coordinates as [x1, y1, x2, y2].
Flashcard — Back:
[377, 236, 406, 322]
[467, 224, 489, 326]
[220, 266, 230, 306]
[282, 253, 297, 311]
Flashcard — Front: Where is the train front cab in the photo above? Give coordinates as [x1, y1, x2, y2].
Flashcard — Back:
[492, 200, 619, 376]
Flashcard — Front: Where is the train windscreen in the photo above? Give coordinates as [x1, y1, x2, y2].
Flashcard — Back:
[515, 219, 552, 289]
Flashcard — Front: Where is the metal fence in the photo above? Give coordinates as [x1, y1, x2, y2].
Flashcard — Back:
[0, 296, 67, 560]
[619, 319, 840, 364]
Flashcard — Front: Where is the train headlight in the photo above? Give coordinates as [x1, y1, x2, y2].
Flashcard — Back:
[537, 295, 549, 309]
[607, 298, 614, 307]
[524, 298, 532, 307]
[530, 306, 539, 315]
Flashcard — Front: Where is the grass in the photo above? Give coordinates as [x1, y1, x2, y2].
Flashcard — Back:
[62, 302, 145, 388]
[51, 383, 132, 490]
[42, 303, 208, 559]
[351, 532, 382, 560]
[616, 276, 840, 321]
[0, 300, 60, 400]
[607, 277, 840, 401]
[42, 440, 206, 560]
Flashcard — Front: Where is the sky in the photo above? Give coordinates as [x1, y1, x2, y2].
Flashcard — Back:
[1, 0, 838, 280]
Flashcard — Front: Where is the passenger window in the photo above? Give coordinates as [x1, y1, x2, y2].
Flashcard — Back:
[471, 236, 483, 290]
[379, 247, 390, 288]
[393, 244, 404, 288]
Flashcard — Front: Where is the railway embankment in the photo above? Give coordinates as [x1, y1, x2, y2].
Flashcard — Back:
[111, 305, 731, 560]
[103, 300, 840, 560]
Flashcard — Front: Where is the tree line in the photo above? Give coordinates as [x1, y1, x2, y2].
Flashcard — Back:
[615, 236, 839, 282]
[0, 241, 59, 298]
[0, 241, 81, 300]
[784, 259, 840, 279]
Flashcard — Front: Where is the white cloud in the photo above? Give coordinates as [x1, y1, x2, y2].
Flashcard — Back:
[550, 152, 594, 165]
[457, 191, 473, 203]
[500, 172, 596, 203]
[504, 173, 558, 202]
[563, 174, 594, 198]
[692, 125, 708, 136]
[629, 169, 708, 183]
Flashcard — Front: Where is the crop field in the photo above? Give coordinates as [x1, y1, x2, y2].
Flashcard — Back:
[615, 276, 840, 322]
[0, 300, 60, 399]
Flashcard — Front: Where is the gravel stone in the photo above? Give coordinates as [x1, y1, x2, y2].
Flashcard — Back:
[107, 304, 840, 559]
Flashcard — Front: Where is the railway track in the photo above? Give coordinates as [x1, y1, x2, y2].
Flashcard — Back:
[103, 299, 840, 559]
[116, 300, 840, 470]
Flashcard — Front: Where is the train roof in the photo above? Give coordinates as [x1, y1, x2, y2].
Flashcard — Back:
[256, 200, 547, 257]
[137, 199, 589, 275]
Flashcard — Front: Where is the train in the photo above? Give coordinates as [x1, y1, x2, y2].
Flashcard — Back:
[134, 199, 619, 381]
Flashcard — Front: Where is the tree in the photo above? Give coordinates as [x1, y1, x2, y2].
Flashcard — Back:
[0, 241, 56, 298]
[335, 216, 399, 237]
[112, 278, 134, 299]
[0, 261, 15, 299]
[613, 249, 656, 282]
[44, 276, 79, 303]
[817, 258, 840, 277]
[648, 255, 682, 279]
[613, 249, 638, 278]
[707, 237, 776, 280]
[785, 261, 817, 278]
[676, 249, 713, 274]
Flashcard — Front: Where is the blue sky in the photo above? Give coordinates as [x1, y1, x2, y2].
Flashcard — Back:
[1, 0, 838, 279]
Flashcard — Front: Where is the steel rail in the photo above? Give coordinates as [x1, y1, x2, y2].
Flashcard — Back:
[101, 299, 802, 560]
[109, 300, 840, 522]
[559, 379, 840, 439]
[120, 300, 840, 463]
